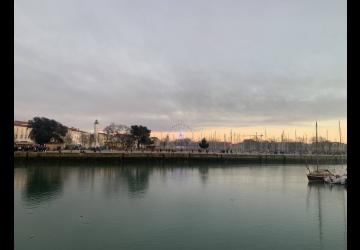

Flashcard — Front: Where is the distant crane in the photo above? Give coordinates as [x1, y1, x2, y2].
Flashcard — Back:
[241, 133, 264, 141]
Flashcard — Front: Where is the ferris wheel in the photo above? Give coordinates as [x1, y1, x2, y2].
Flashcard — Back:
[170, 121, 194, 141]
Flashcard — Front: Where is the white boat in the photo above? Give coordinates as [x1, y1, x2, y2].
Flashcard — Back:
[324, 173, 347, 185]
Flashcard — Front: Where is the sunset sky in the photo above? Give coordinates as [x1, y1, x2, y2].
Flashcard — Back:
[14, 0, 346, 142]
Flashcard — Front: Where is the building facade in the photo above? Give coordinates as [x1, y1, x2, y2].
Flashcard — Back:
[66, 127, 81, 145]
[14, 121, 34, 144]
[65, 127, 93, 148]
[97, 132, 107, 147]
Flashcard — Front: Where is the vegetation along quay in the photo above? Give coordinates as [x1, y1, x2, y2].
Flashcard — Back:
[14, 152, 346, 165]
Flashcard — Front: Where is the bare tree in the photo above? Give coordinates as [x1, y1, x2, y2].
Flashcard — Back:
[109, 134, 135, 150]
[104, 123, 130, 135]
[104, 123, 131, 148]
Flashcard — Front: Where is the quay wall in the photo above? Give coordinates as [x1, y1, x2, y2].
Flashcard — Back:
[14, 152, 347, 166]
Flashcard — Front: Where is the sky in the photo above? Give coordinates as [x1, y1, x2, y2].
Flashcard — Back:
[14, 0, 347, 141]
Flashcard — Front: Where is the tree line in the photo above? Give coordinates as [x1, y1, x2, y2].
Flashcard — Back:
[26, 117, 155, 150]
[23, 117, 211, 151]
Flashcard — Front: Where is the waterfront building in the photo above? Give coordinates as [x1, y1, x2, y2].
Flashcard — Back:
[269, 141, 278, 153]
[242, 139, 260, 153]
[79, 131, 92, 148]
[14, 120, 34, 145]
[98, 132, 107, 147]
[310, 141, 346, 155]
[66, 127, 82, 146]
[65, 127, 92, 148]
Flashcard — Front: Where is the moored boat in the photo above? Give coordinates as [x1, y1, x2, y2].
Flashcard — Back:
[306, 122, 333, 182]
[307, 169, 333, 182]
[324, 172, 347, 185]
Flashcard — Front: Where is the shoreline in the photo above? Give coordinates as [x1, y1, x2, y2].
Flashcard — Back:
[14, 152, 347, 166]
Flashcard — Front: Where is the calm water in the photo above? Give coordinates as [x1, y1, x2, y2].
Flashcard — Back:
[14, 164, 347, 250]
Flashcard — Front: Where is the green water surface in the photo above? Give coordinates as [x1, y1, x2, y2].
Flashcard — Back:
[14, 164, 347, 250]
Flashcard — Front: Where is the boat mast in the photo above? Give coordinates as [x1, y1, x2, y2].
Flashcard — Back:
[316, 121, 318, 171]
[339, 120, 342, 155]
[295, 130, 297, 154]
[339, 120, 344, 168]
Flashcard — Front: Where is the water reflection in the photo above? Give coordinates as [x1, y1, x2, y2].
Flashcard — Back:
[121, 167, 151, 197]
[306, 182, 347, 249]
[22, 167, 65, 207]
[77, 167, 97, 190]
[100, 167, 125, 197]
[15, 165, 347, 250]
[97, 166, 152, 198]
[198, 167, 209, 185]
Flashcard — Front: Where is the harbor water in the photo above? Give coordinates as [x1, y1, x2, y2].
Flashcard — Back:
[14, 164, 347, 250]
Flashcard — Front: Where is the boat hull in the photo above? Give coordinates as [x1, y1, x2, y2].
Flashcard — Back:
[306, 169, 333, 182]
[307, 174, 326, 182]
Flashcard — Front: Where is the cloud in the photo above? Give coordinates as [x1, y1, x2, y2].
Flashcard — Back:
[14, 0, 346, 131]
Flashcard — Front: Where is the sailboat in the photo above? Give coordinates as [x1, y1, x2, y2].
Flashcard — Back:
[306, 122, 334, 182]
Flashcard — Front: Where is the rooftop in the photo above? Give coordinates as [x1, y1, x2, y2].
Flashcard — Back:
[14, 120, 29, 127]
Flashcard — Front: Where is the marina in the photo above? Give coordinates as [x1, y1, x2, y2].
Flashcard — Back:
[14, 0, 347, 249]
[306, 122, 347, 184]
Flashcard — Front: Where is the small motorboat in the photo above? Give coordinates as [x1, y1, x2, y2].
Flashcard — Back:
[324, 173, 347, 185]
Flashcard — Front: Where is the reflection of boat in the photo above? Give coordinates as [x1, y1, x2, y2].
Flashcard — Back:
[306, 182, 323, 246]
[306, 181, 347, 247]
[306, 122, 333, 182]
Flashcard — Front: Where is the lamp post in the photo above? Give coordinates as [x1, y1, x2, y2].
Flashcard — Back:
[94, 119, 99, 148]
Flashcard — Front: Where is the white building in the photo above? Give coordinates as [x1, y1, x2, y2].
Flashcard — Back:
[65, 127, 92, 147]
[14, 121, 34, 144]
[66, 127, 82, 145]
